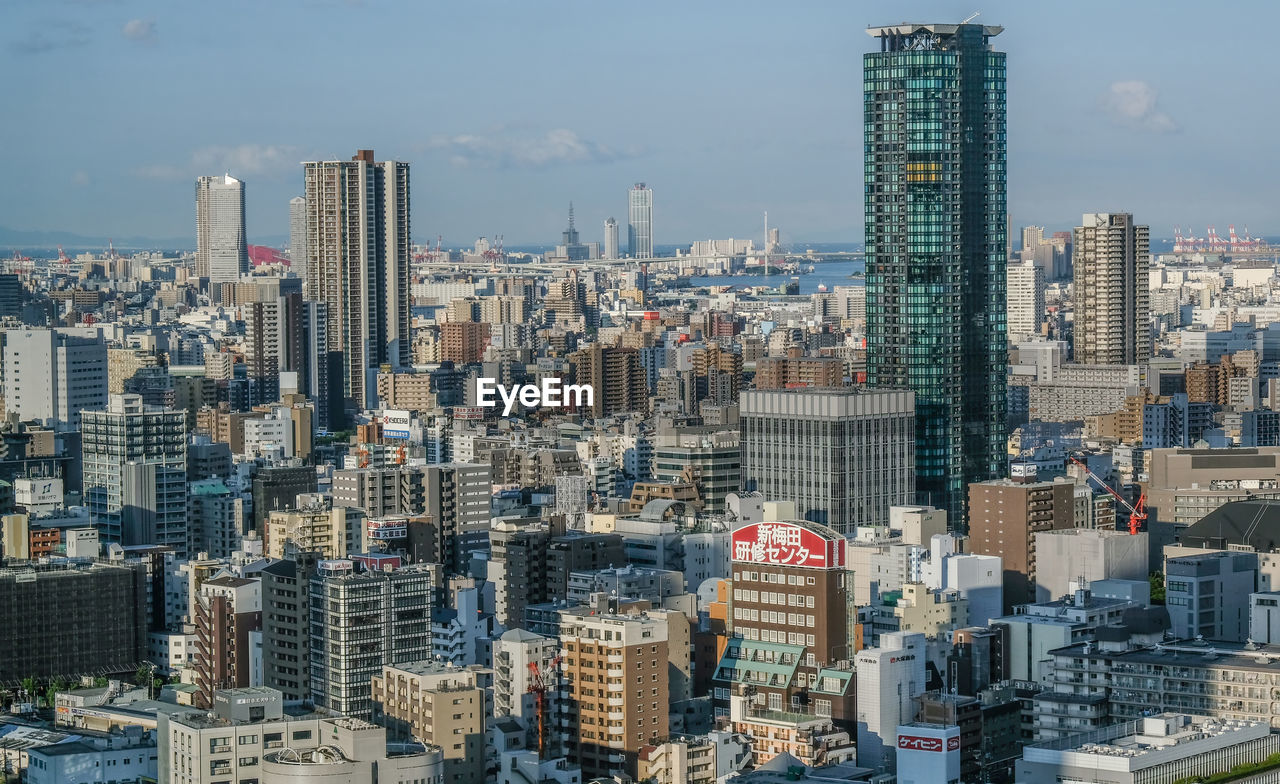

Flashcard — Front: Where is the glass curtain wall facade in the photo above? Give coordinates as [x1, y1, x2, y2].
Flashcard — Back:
[863, 23, 1008, 525]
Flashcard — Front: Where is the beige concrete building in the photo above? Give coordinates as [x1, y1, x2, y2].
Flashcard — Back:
[107, 347, 162, 394]
[893, 581, 968, 638]
[264, 493, 360, 559]
[371, 662, 487, 784]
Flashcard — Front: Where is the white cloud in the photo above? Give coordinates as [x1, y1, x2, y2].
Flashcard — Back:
[1100, 80, 1177, 133]
[121, 18, 155, 42]
[429, 128, 635, 169]
[190, 144, 300, 177]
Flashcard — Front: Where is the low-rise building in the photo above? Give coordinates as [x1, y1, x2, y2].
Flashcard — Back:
[1018, 714, 1280, 784]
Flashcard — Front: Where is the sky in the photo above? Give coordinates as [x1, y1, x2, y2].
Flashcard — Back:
[3, 0, 1276, 248]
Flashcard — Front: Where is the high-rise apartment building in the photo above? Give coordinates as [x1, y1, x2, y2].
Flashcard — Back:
[260, 551, 319, 702]
[1072, 212, 1151, 365]
[302, 150, 411, 410]
[288, 195, 307, 275]
[628, 183, 653, 259]
[569, 343, 648, 417]
[192, 575, 262, 708]
[195, 174, 250, 286]
[0, 327, 107, 430]
[559, 607, 669, 778]
[309, 560, 439, 719]
[424, 463, 492, 573]
[967, 476, 1076, 610]
[741, 388, 915, 532]
[242, 279, 305, 407]
[604, 216, 620, 259]
[864, 23, 1008, 522]
[1007, 259, 1045, 343]
[82, 394, 188, 555]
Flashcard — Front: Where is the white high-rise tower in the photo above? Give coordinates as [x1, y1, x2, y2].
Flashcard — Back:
[627, 183, 653, 259]
[195, 174, 249, 285]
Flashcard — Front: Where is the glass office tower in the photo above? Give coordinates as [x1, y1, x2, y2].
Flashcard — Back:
[863, 22, 1008, 525]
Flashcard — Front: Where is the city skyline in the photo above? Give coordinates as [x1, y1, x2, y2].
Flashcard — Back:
[5, 0, 1277, 248]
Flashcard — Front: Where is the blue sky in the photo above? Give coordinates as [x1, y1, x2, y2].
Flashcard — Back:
[4, 0, 1275, 247]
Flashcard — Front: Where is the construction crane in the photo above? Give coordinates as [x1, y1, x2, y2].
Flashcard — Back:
[526, 656, 561, 759]
[1068, 455, 1146, 535]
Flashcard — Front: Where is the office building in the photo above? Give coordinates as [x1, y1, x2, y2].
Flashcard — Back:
[740, 388, 915, 533]
[559, 607, 669, 778]
[303, 150, 411, 409]
[0, 560, 147, 681]
[1072, 212, 1151, 365]
[1033, 529, 1149, 604]
[1007, 258, 1045, 343]
[895, 722, 961, 784]
[192, 575, 262, 709]
[628, 183, 653, 258]
[1, 327, 107, 430]
[1166, 551, 1256, 642]
[158, 687, 443, 784]
[1018, 715, 1280, 784]
[309, 560, 438, 719]
[82, 394, 188, 555]
[250, 464, 317, 538]
[195, 174, 250, 286]
[188, 479, 246, 560]
[967, 477, 1076, 610]
[0, 274, 21, 320]
[864, 22, 1008, 521]
[604, 217, 619, 259]
[855, 631, 927, 773]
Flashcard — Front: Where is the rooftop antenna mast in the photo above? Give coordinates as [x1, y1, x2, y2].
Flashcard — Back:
[764, 210, 769, 276]
[961, 11, 981, 24]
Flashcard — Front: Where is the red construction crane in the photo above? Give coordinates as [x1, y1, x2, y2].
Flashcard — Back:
[1068, 455, 1146, 535]
[526, 656, 561, 759]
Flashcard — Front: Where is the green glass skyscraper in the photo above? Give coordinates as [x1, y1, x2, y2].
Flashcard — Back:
[863, 22, 1008, 525]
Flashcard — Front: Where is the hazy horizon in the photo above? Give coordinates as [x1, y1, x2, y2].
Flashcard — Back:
[6, 0, 1276, 249]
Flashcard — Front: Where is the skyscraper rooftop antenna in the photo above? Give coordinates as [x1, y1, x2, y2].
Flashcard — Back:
[568, 202, 575, 230]
[961, 11, 981, 24]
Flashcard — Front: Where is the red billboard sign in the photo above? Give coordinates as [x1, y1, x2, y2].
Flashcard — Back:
[731, 522, 846, 569]
[897, 734, 960, 752]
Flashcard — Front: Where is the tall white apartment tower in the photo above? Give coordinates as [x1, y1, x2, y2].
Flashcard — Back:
[1006, 258, 1046, 343]
[288, 195, 307, 283]
[604, 217, 619, 260]
[627, 183, 653, 259]
[302, 150, 411, 411]
[1073, 213, 1151, 365]
[195, 174, 249, 284]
